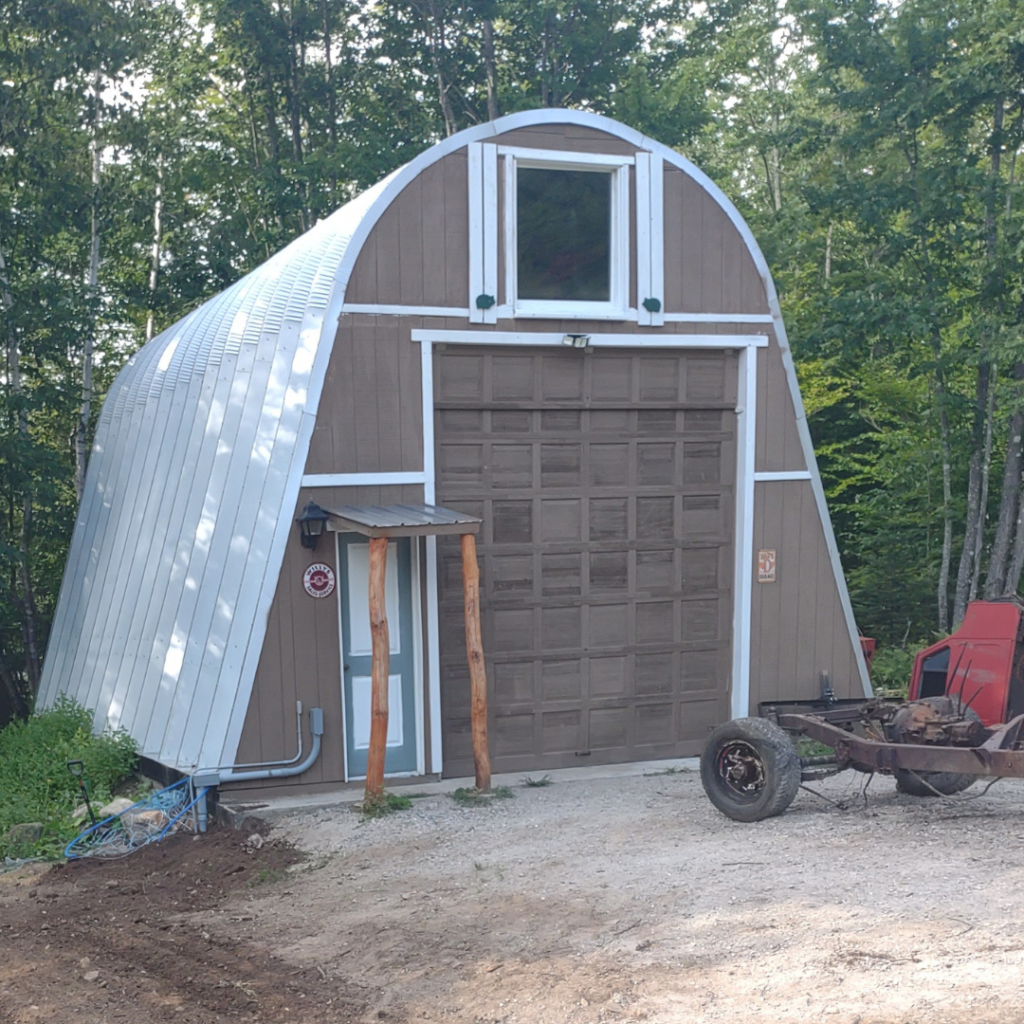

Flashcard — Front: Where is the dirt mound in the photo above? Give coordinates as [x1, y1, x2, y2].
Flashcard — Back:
[0, 819, 371, 1024]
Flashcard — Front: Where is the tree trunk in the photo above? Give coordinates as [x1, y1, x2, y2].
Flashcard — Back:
[1008, 486, 1024, 594]
[483, 18, 498, 121]
[936, 379, 954, 632]
[364, 536, 390, 801]
[969, 369, 996, 601]
[985, 365, 1024, 596]
[954, 360, 991, 625]
[423, 0, 457, 135]
[0, 238, 42, 693]
[770, 144, 782, 212]
[75, 104, 101, 502]
[145, 152, 164, 343]
[321, 0, 337, 195]
[0, 638, 28, 721]
[461, 533, 491, 792]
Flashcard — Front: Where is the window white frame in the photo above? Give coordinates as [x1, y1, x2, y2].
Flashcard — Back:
[499, 146, 633, 320]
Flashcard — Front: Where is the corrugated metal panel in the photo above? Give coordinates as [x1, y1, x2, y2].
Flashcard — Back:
[37, 180, 391, 771]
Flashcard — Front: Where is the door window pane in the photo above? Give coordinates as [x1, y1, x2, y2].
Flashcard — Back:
[517, 167, 611, 301]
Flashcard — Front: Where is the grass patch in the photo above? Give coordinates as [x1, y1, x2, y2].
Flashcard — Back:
[643, 764, 690, 776]
[521, 774, 553, 788]
[0, 698, 137, 862]
[249, 866, 288, 886]
[450, 785, 514, 807]
[357, 791, 413, 818]
[794, 736, 834, 758]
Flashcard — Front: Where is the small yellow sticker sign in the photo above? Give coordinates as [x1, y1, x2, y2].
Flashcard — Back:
[757, 549, 776, 583]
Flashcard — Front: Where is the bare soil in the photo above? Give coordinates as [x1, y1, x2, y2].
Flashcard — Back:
[6, 769, 1024, 1023]
[0, 819, 368, 1024]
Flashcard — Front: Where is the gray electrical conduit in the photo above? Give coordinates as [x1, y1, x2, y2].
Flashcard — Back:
[191, 708, 325, 829]
[201, 701, 307, 772]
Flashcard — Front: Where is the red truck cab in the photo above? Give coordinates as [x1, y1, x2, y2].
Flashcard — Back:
[909, 597, 1024, 727]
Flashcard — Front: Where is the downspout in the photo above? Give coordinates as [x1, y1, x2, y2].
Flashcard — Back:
[191, 707, 325, 827]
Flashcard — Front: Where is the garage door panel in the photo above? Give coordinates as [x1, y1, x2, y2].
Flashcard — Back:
[589, 656, 628, 697]
[437, 347, 736, 774]
[493, 660, 535, 703]
[491, 356, 534, 399]
[540, 499, 582, 541]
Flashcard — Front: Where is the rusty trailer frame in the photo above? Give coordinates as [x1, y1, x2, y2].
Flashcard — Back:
[759, 698, 1024, 778]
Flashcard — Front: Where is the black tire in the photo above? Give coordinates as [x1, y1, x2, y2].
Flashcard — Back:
[701, 717, 801, 822]
[894, 699, 981, 797]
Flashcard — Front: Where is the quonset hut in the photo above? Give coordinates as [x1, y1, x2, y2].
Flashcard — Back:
[39, 110, 870, 797]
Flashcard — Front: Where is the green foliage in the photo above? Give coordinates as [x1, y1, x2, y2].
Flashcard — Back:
[0, 698, 137, 860]
[870, 644, 929, 698]
[450, 785, 514, 806]
[358, 791, 414, 818]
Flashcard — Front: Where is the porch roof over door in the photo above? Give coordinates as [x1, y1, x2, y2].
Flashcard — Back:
[325, 502, 482, 538]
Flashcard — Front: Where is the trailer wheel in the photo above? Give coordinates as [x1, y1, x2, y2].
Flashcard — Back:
[895, 769, 975, 797]
[701, 717, 801, 822]
[893, 699, 982, 797]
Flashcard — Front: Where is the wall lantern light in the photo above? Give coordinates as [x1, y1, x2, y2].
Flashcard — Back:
[295, 501, 330, 550]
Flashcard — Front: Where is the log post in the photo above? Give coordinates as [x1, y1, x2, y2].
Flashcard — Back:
[461, 532, 491, 792]
[365, 536, 390, 802]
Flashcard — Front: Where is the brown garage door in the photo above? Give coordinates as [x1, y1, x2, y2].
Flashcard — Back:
[435, 346, 737, 775]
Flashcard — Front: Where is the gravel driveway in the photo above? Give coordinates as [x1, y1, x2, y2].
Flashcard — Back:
[235, 765, 1024, 1024]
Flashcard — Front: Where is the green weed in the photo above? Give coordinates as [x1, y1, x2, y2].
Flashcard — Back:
[0, 698, 137, 861]
[357, 792, 413, 818]
[521, 774, 553, 788]
[250, 866, 287, 886]
[450, 786, 514, 807]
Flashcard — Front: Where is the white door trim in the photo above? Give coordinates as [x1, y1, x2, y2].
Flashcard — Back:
[410, 329, 768, 348]
[731, 345, 759, 720]
[336, 534, 426, 781]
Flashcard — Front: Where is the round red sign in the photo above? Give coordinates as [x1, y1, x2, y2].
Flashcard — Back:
[303, 563, 336, 599]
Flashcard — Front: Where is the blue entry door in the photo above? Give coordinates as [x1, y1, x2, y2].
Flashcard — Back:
[337, 535, 418, 777]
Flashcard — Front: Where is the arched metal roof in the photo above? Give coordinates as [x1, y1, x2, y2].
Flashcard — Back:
[38, 109, 867, 772]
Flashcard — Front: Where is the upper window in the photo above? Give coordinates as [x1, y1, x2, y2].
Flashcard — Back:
[516, 167, 611, 303]
[467, 142, 661, 325]
[502, 147, 632, 320]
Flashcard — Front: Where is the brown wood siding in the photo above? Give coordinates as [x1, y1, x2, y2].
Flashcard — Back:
[345, 153, 469, 308]
[749, 480, 862, 706]
[229, 483, 424, 792]
[755, 338, 806, 473]
[305, 317, 424, 475]
[490, 123, 639, 156]
[434, 346, 737, 776]
[663, 168, 770, 315]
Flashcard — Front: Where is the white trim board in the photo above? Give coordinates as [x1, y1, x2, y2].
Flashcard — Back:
[336, 302, 774, 324]
[411, 330, 768, 348]
[753, 470, 811, 482]
[342, 303, 470, 317]
[496, 145, 635, 167]
[731, 344, 759, 721]
[302, 471, 426, 488]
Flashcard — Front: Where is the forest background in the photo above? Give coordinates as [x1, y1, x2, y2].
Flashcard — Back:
[1, 0, 1022, 718]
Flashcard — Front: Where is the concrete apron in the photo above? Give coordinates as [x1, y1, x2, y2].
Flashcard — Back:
[215, 757, 701, 828]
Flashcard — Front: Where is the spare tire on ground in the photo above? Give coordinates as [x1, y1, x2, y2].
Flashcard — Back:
[701, 717, 801, 822]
